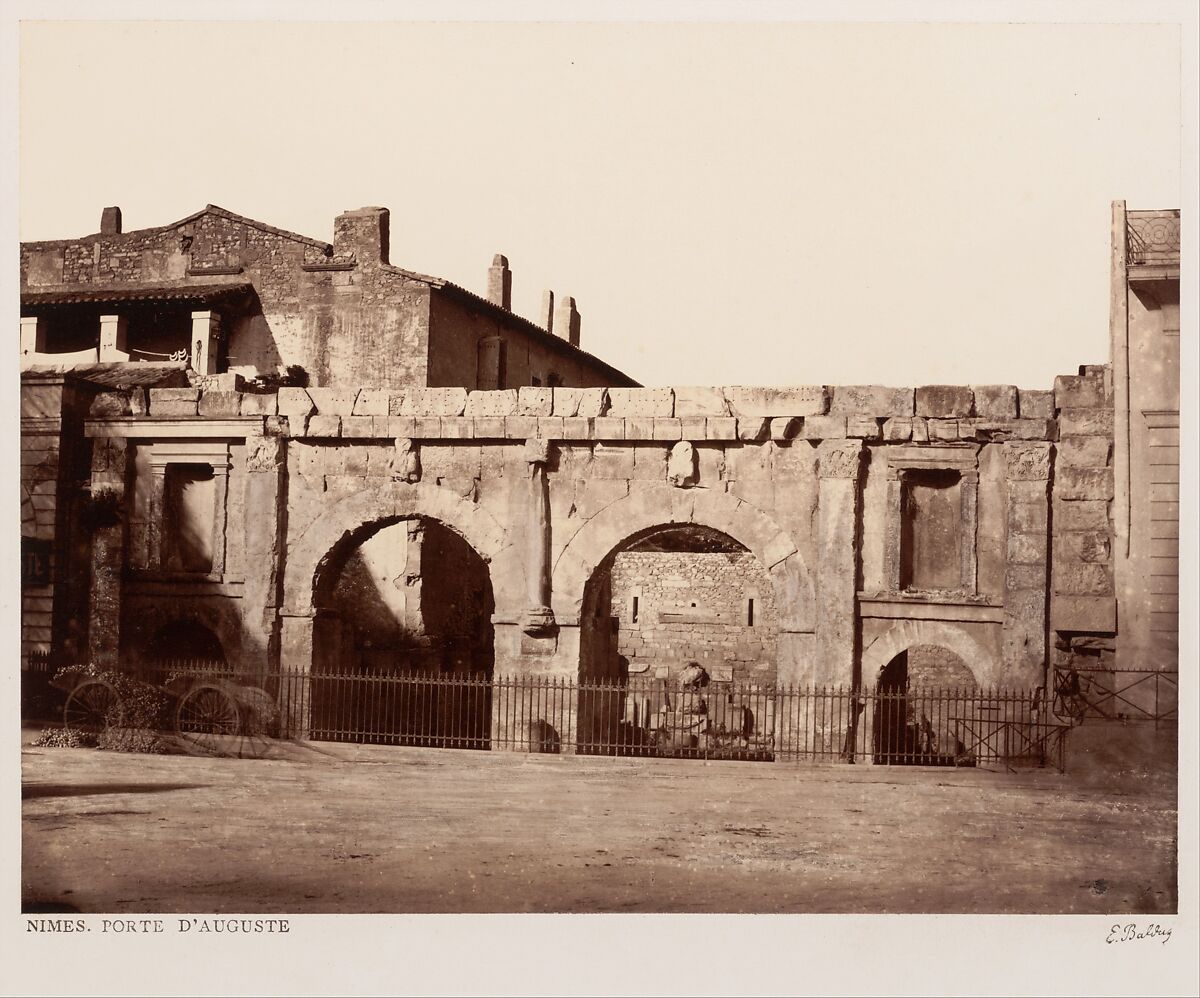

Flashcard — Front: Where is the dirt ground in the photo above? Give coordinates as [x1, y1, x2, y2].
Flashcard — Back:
[21, 725, 1178, 915]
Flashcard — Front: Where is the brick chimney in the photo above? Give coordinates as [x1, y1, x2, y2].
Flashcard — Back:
[101, 206, 122, 235]
[539, 290, 555, 333]
[487, 254, 512, 310]
[334, 207, 390, 266]
[554, 296, 581, 348]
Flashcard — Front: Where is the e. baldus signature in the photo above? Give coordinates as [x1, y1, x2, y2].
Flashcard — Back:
[1106, 923, 1172, 945]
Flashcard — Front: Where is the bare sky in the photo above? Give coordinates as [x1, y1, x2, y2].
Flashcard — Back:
[19, 20, 1181, 389]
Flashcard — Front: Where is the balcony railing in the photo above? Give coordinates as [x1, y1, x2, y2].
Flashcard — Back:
[1126, 210, 1180, 267]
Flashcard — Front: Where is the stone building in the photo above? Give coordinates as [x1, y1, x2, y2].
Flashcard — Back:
[18, 201, 1179, 744]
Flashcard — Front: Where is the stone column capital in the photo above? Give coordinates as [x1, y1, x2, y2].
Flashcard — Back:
[817, 438, 864, 480]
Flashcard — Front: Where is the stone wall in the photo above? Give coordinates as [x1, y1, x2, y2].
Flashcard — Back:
[906, 644, 977, 689]
[1049, 365, 1117, 672]
[608, 550, 778, 683]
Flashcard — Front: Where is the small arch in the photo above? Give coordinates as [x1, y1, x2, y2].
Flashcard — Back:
[283, 480, 520, 617]
[861, 620, 998, 689]
[552, 484, 815, 634]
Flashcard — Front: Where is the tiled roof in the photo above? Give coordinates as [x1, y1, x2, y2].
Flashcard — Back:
[21, 282, 254, 307]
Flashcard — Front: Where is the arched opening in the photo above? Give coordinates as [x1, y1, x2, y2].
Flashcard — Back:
[872, 644, 978, 765]
[577, 523, 778, 758]
[310, 514, 495, 748]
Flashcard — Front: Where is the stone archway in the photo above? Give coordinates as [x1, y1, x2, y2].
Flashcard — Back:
[551, 484, 815, 636]
[860, 620, 998, 689]
[283, 480, 521, 618]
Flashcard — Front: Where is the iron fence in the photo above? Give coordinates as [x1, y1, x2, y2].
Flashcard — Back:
[1051, 667, 1178, 725]
[29, 658, 1074, 770]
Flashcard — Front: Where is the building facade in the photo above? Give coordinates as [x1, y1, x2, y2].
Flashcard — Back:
[18, 202, 1179, 744]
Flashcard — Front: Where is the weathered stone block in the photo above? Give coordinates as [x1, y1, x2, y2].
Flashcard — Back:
[593, 416, 626, 440]
[1056, 467, 1113, 501]
[1006, 565, 1046, 590]
[1057, 436, 1111, 468]
[127, 387, 150, 416]
[573, 477, 628, 518]
[518, 386, 553, 416]
[440, 417, 474, 439]
[198, 391, 242, 418]
[1054, 499, 1108, 531]
[149, 387, 199, 416]
[911, 417, 929, 443]
[150, 399, 200, 417]
[1003, 442, 1052, 480]
[504, 415, 538, 439]
[652, 418, 683, 441]
[551, 387, 608, 418]
[89, 392, 132, 417]
[1058, 407, 1112, 437]
[342, 447, 369, 477]
[191, 372, 245, 393]
[536, 416, 565, 440]
[678, 415, 707, 440]
[1018, 389, 1055, 419]
[881, 417, 912, 442]
[1054, 374, 1105, 411]
[1050, 595, 1117, 633]
[387, 391, 408, 416]
[801, 415, 847, 440]
[152, 386, 201, 400]
[915, 385, 974, 418]
[1008, 500, 1048, 533]
[371, 417, 392, 438]
[340, 415, 377, 438]
[305, 414, 341, 437]
[625, 417, 655, 440]
[961, 418, 1056, 441]
[306, 388, 359, 415]
[632, 444, 668, 479]
[402, 387, 468, 416]
[471, 417, 506, 439]
[387, 416, 417, 439]
[264, 415, 290, 437]
[770, 417, 802, 441]
[561, 417, 593, 440]
[673, 386, 731, 416]
[1056, 531, 1111, 564]
[466, 389, 518, 417]
[737, 417, 771, 442]
[239, 392, 278, 416]
[928, 419, 959, 441]
[971, 385, 1018, 419]
[352, 389, 392, 416]
[590, 444, 635, 480]
[1008, 531, 1047, 565]
[846, 416, 882, 440]
[278, 388, 316, 419]
[415, 416, 442, 438]
[607, 387, 674, 417]
[725, 386, 828, 417]
[1054, 562, 1113, 596]
[830, 385, 913, 417]
[706, 417, 738, 440]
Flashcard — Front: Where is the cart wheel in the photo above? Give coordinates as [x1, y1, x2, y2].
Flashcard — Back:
[63, 679, 121, 737]
[176, 685, 240, 757]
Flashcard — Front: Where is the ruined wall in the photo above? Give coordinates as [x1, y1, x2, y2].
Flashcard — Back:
[906, 645, 977, 689]
[1049, 365, 1117, 673]
[608, 550, 778, 683]
[60, 375, 1116, 696]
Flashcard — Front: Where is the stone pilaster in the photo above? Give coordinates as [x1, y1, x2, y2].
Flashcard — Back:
[87, 437, 129, 668]
[243, 434, 286, 675]
[816, 438, 863, 688]
[190, 310, 220, 375]
[1003, 442, 1052, 686]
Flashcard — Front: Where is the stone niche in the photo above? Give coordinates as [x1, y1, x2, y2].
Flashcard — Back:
[883, 445, 980, 595]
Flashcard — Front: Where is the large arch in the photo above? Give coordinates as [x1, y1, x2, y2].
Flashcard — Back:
[860, 619, 1000, 689]
[551, 484, 815, 634]
[283, 480, 522, 617]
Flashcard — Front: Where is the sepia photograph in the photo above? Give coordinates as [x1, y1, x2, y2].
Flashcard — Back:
[4, 3, 1197, 996]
